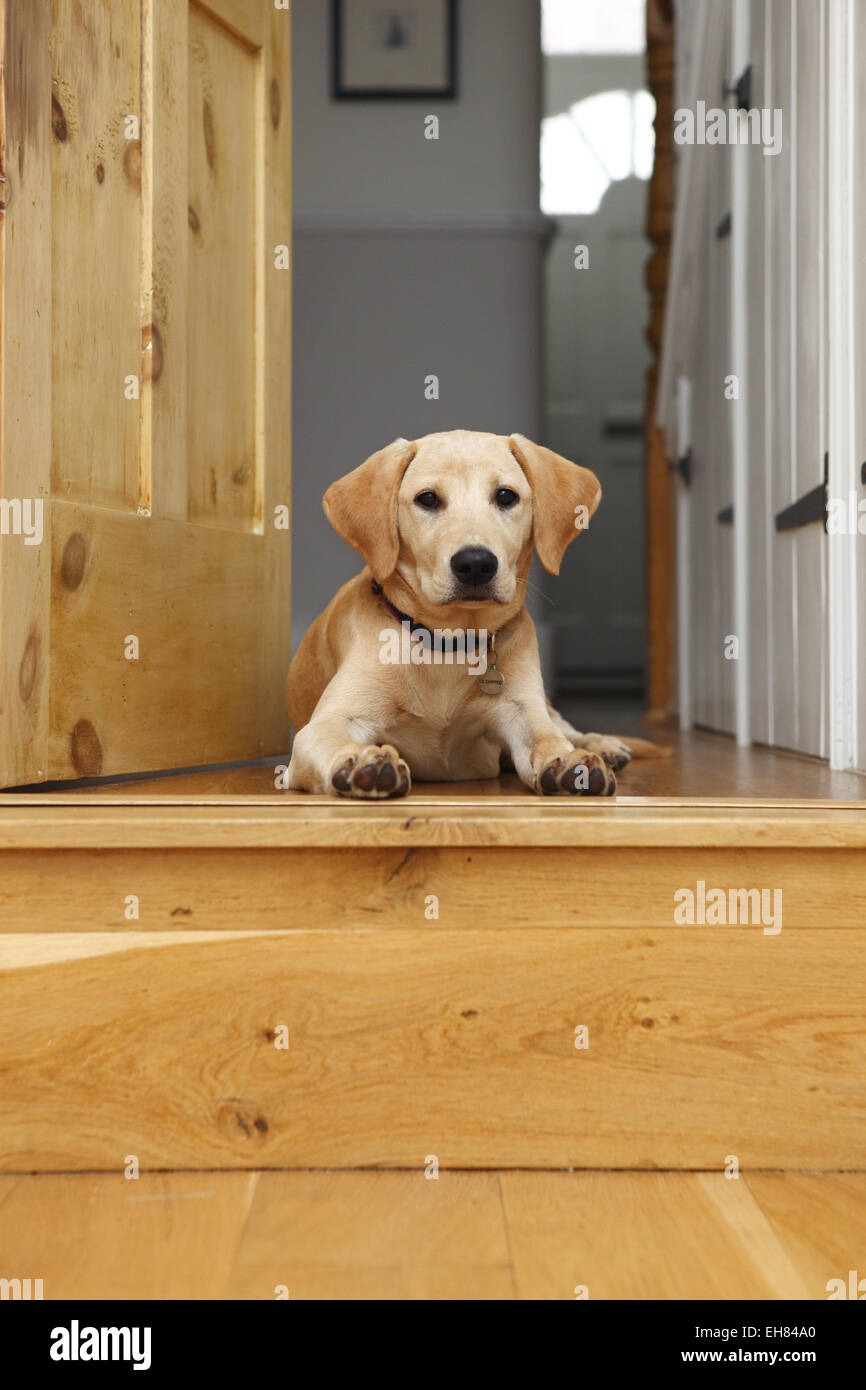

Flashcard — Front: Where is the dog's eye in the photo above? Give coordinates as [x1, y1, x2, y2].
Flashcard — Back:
[415, 490, 441, 511]
[494, 487, 519, 509]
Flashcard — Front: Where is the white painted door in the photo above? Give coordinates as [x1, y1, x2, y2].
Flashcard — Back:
[683, 14, 735, 737]
[763, 0, 829, 758]
[744, 0, 772, 746]
[828, 0, 862, 771]
[676, 0, 832, 759]
[728, 0, 829, 758]
[856, 2, 866, 771]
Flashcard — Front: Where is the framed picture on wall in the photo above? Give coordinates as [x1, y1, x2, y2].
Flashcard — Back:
[332, 0, 458, 100]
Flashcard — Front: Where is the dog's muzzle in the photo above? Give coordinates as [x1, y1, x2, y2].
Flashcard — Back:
[449, 546, 498, 598]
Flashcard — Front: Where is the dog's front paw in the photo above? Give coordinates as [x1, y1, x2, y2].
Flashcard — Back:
[579, 733, 633, 771]
[537, 748, 616, 797]
[331, 744, 411, 799]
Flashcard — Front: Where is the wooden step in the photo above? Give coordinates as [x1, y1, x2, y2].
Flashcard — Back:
[1, 783, 865, 1172]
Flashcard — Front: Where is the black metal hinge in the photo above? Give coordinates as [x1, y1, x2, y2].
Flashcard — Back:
[775, 453, 829, 533]
[716, 211, 732, 240]
[717, 504, 734, 525]
[723, 64, 753, 111]
[670, 448, 692, 487]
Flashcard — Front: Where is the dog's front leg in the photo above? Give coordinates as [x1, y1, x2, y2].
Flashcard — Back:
[486, 694, 616, 797]
[288, 699, 411, 799]
[545, 701, 633, 770]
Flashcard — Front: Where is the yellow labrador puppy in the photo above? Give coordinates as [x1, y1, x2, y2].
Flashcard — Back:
[287, 429, 662, 797]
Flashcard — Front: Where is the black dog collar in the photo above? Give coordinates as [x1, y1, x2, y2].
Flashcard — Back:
[370, 579, 491, 655]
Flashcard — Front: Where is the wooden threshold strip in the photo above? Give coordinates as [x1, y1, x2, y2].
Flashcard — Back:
[0, 798, 865, 849]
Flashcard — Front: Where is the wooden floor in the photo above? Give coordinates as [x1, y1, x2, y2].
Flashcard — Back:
[2, 730, 864, 1299]
[2, 1168, 863, 1300]
[8, 726, 866, 799]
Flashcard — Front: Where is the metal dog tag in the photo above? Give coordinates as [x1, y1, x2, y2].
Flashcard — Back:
[477, 636, 505, 695]
[477, 669, 506, 695]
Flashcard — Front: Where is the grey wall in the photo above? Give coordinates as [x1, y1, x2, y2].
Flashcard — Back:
[291, 0, 546, 650]
[293, 0, 541, 216]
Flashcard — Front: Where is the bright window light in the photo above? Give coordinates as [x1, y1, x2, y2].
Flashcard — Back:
[633, 89, 656, 180]
[540, 113, 611, 218]
[541, 0, 646, 56]
[541, 90, 656, 215]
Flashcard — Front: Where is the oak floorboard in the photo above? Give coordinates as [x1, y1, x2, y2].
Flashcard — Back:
[3, 1170, 859, 1300]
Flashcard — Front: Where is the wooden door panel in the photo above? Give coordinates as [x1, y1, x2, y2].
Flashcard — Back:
[0, 0, 291, 786]
[50, 0, 143, 513]
[143, 0, 188, 523]
[187, 2, 259, 533]
[0, 0, 53, 786]
[49, 504, 277, 777]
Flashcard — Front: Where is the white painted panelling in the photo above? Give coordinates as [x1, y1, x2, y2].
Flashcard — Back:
[767, 2, 798, 753]
[745, 0, 772, 746]
[712, 80, 736, 739]
[791, 0, 828, 759]
[688, 207, 714, 730]
[730, 0, 752, 745]
[827, 0, 861, 770]
[855, 1, 866, 772]
[659, 0, 848, 763]
[676, 375, 693, 730]
[687, 12, 735, 736]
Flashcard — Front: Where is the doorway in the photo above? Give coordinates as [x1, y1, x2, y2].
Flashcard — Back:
[538, 0, 653, 728]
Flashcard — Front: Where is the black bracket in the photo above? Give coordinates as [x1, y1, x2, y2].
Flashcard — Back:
[775, 453, 829, 533]
[717, 504, 734, 525]
[723, 64, 752, 111]
[670, 448, 692, 487]
[861, 461, 866, 485]
[716, 211, 732, 240]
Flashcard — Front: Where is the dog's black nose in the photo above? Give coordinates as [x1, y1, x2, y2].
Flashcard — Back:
[450, 546, 499, 585]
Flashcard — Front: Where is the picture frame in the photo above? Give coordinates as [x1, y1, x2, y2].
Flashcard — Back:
[332, 0, 458, 101]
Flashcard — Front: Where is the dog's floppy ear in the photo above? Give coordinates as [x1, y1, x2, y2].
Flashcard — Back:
[323, 437, 417, 580]
[508, 433, 602, 575]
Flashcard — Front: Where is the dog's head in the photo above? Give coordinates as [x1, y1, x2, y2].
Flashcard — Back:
[323, 429, 601, 623]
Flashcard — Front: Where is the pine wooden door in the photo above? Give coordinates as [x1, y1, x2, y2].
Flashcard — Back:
[0, 0, 291, 786]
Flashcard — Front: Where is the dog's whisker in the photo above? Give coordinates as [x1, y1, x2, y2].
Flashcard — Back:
[517, 575, 557, 607]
